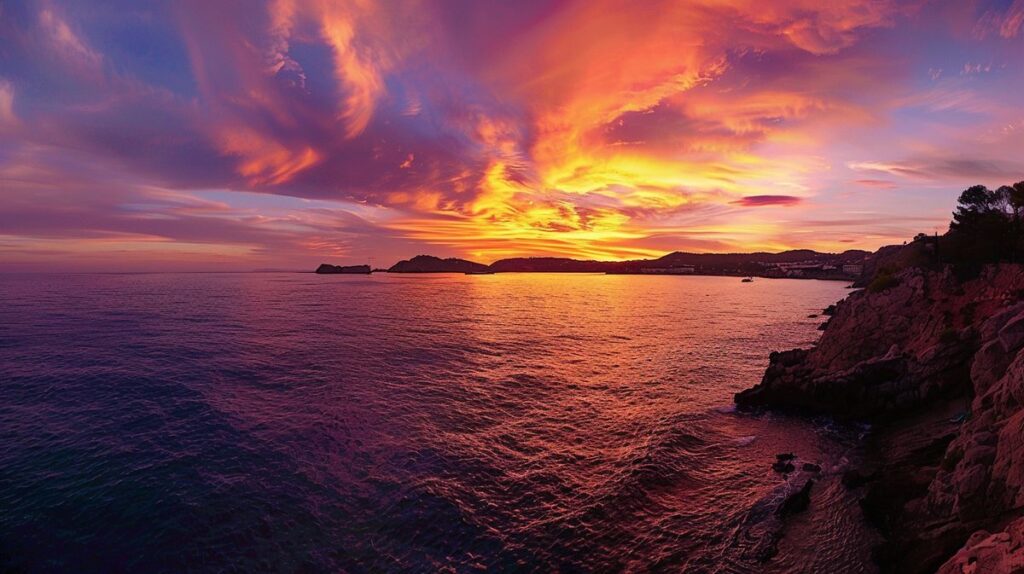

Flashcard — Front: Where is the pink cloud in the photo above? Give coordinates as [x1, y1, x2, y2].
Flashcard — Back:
[854, 179, 898, 189]
[731, 195, 803, 207]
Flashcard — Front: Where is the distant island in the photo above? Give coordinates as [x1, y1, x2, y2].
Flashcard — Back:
[315, 264, 371, 274]
[386, 255, 490, 274]
[316, 249, 871, 281]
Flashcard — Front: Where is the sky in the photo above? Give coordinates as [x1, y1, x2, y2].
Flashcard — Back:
[1, 0, 1023, 271]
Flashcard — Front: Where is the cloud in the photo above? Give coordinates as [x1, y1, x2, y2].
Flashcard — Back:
[2, 0, 1023, 269]
[731, 195, 804, 207]
[38, 7, 103, 69]
[0, 81, 16, 126]
[848, 157, 1024, 181]
[1002, 0, 1024, 37]
[0, 146, 427, 271]
[975, 0, 1024, 39]
[854, 179, 898, 189]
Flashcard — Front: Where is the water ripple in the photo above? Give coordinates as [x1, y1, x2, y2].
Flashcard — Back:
[0, 273, 872, 572]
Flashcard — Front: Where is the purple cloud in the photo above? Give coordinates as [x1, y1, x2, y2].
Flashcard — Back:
[731, 195, 803, 207]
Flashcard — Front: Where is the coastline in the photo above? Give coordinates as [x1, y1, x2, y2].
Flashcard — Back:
[313, 268, 860, 282]
[318, 251, 868, 281]
[735, 264, 1024, 573]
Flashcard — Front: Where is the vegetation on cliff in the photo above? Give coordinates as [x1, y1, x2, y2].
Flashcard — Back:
[858, 181, 1024, 287]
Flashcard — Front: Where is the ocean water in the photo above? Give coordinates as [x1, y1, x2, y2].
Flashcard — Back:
[0, 273, 875, 573]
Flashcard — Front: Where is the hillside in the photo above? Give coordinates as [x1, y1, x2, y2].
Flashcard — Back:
[387, 255, 490, 273]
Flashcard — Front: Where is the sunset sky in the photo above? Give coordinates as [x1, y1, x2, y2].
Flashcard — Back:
[2, 0, 1024, 271]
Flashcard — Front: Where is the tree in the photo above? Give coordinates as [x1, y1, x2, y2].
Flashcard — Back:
[946, 184, 1018, 265]
[1009, 181, 1024, 224]
[995, 185, 1014, 214]
[1010, 181, 1024, 259]
[951, 185, 996, 230]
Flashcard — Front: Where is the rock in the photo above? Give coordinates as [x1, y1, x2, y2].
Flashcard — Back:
[737, 265, 1024, 420]
[842, 469, 875, 489]
[998, 313, 1024, 354]
[777, 479, 814, 517]
[772, 461, 795, 473]
[971, 340, 1013, 398]
[937, 518, 1024, 574]
[808, 314, 819, 318]
[776, 453, 796, 462]
[991, 410, 1024, 510]
[802, 462, 822, 473]
[979, 303, 1024, 343]
[735, 264, 1024, 572]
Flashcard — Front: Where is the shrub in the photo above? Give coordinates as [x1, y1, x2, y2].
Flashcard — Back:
[868, 271, 900, 293]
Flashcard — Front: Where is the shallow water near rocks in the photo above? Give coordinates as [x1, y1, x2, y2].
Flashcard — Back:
[1, 272, 877, 572]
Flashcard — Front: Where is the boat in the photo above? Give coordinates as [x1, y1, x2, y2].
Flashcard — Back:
[742, 276, 754, 282]
[465, 271, 495, 275]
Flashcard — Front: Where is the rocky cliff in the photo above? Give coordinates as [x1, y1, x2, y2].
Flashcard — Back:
[736, 264, 1024, 573]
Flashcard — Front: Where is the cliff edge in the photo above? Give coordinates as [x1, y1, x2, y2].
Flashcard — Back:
[736, 264, 1024, 573]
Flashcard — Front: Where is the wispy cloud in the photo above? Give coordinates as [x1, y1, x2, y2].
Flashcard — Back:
[848, 157, 1023, 181]
[731, 195, 804, 207]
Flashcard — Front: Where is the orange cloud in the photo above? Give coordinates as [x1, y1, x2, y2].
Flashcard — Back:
[216, 125, 320, 186]
[393, 0, 903, 261]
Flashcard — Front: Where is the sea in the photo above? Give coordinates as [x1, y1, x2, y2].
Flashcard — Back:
[0, 272, 878, 573]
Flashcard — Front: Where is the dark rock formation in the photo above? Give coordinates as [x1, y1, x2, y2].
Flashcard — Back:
[842, 469, 876, 489]
[315, 263, 371, 274]
[777, 479, 814, 517]
[735, 264, 1024, 573]
[737, 266, 1024, 420]
[772, 461, 795, 473]
[387, 255, 489, 273]
[936, 518, 1024, 574]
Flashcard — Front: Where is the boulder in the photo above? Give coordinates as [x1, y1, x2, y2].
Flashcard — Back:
[777, 479, 813, 517]
[937, 518, 1024, 574]
[772, 461, 795, 474]
[998, 313, 1024, 355]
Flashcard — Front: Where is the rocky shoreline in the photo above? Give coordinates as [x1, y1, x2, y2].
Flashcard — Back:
[735, 264, 1024, 573]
